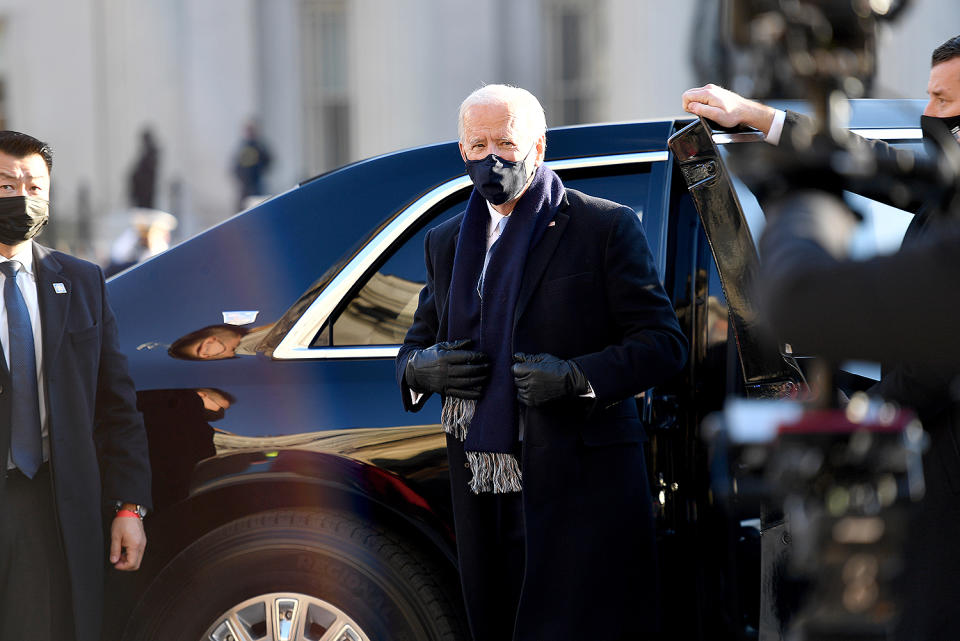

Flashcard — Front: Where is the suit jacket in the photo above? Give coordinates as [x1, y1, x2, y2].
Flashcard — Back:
[0, 243, 151, 641]
[397, 187, 687, 640]
[782, 110, 932, 230]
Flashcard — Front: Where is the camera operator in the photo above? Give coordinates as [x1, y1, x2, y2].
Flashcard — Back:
[686, 35, 960, 641]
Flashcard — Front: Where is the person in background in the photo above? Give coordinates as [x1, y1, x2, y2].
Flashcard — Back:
[128, 126, 160, 209]
[233, 118, 272, 211]
[105, 209, 178, 277]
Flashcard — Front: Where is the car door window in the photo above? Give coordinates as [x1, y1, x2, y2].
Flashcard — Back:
[327, 197, 466, 347]
[323, 164, 659, 348]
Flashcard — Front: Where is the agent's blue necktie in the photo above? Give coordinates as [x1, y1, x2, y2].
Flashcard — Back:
[1, 260, 42, 478]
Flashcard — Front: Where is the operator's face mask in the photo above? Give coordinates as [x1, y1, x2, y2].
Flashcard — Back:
[464, 141, 537, 206]
[0, 196, 49, 245]
[921, 114, 960, 147]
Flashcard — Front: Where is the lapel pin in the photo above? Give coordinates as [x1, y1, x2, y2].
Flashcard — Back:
[548, 221, 556, 227]
[53, 283, 66, 294]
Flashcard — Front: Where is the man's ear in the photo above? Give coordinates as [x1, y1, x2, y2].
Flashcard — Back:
[197, 336, 218, 359]
[535, 134, 546, 166]
[458, 141, 467, 163]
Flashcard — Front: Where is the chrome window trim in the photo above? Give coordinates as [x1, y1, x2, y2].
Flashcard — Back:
[850, 128, 922, 140]
[288, 346, 402, 359]
[273, 151, 669, 360]
[713, 128, 921, 145]
[713, 127, 923, 145]
[712, 132, 767, 144]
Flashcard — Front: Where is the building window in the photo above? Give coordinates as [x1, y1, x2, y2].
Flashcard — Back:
[301, 0, 350, 175]
[0, 18, 8, 130]
[543, 0, 605, 126]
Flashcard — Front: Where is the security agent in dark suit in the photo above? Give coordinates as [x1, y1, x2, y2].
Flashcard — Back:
[0, 131, 151, 641]
[396, 85, 688, 641]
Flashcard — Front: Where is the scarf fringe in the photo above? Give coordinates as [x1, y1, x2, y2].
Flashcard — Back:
[465, 451, 523, 494]
[441, 396, 474, 441]
[442, 396, 522, 494]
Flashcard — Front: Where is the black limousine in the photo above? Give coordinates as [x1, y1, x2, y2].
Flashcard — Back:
[104, 100, 925, 641]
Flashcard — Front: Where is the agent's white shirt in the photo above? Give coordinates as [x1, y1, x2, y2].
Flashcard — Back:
[765, 109, 788, 146]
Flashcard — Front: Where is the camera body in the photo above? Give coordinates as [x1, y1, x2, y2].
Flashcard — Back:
[709, 396, 925, 639]
[727, 0, 909, 108]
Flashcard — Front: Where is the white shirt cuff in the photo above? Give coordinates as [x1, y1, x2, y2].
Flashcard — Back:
[765, 109, 786, 146]
[580, 381, 596, 398]
[409, 389, 423, 404]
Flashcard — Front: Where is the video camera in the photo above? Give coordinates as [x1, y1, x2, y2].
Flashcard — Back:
[729, 0, 910, 109]
[709, 394, 925, 640]
[724, 0, 958, 211]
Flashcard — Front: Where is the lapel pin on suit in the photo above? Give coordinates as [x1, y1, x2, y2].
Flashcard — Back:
[53, 283, 66, 294]
[548, 221, 556, 227]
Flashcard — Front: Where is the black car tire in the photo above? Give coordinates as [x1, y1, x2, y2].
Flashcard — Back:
[122, 508, 468, 641]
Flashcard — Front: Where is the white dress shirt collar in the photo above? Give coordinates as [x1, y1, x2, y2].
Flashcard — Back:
[485, 201, 509, 251]
[0, 240, 35, 276]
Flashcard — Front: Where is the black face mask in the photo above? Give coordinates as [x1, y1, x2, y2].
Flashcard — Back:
[921, 114, 960, 148]
[464, 142, 536, 206]
[0, 196, 49, 245]
[202, 408, 226, 422]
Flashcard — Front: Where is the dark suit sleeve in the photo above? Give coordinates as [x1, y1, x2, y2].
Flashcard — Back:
[870, 363, 957, 424]
[572, 207, 688, 402]
[784, 110, 898, 161]
[783, 110, 927, 213]
[396, 228, 441, 412]
[759, 199, 960, 365]
[92, 268, 152, 509]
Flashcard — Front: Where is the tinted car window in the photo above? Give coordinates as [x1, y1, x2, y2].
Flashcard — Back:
[326, 164, 657, 347]
[330, 197, 466, 346]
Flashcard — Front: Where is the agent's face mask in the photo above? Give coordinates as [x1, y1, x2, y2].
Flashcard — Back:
[0, 196, 49, 245]
[921, 114, 960, 147]
[202, 408, 226, 422]
[464, 141, 537, 206]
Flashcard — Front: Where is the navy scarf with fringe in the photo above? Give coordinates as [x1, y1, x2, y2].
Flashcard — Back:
[444, 164, 564, 493]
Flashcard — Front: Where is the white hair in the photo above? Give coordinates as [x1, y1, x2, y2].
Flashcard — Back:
[457, 84, 547, 143]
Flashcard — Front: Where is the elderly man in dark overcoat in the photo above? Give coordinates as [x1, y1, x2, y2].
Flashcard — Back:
[0, 130, 152, 641]
[397, 84, 687, 641]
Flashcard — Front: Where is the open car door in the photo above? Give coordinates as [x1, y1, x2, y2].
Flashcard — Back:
[668, 117, 798, 397]
[669, 117, 802, 640]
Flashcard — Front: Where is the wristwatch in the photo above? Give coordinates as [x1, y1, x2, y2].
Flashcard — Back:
[113, 501, 148, 519]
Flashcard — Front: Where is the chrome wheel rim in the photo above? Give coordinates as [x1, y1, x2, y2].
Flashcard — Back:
[203, 592, 371, 641]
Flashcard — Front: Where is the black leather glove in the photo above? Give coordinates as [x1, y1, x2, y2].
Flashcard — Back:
[511, 352, 589, 407]
[405, 339, 490, 399]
